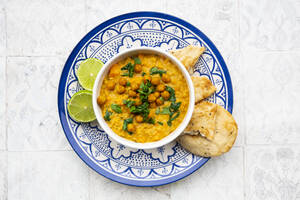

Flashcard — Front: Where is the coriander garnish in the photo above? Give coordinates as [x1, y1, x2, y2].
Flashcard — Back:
[157, 121, 163, 125]
[121, 63, 134, 77]
[123, 99, 136, 108]
[165, 86, 176, 102]
[104, 110, 112, 121]
[134, 57, 141, 65]
[150, 67, 166, 76]
[123, 118, 133, 134]
[111, 104, 122, 113]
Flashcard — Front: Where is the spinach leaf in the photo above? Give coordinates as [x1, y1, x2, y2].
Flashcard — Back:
[111, 104, 122, 113]
[150, 67, 166, 76]
[165, 86, 176, 102]
[104, 110, 112, 121]
[142, 72, 146, 76]
[121, 63, 134, 77]
[126, 81, 130, 86]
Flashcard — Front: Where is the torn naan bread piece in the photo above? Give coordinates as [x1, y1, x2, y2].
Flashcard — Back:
[183, 101, 217, 140]
[178, 104, 238, 157]
[170, 45, 205, 74]
[191, 76, 216, 103]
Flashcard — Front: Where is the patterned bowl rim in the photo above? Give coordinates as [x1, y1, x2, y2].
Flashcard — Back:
[57, 11, 233, 187]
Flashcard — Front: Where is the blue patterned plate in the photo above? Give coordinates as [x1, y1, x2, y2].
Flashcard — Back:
[58, 12, 233, 186]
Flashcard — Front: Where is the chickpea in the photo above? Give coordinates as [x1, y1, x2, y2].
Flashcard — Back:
[127, 124, 135, 132]
[151, 76, 160, 85]
[134, 64, 142, 73]
[154, 91, 160, 98]
[135, 99, 142, 106]
[161, 91, 170, 100]
[119, 77, 127, 86]
[135, 115, 143, 123]
[128, 90, 137, 97]
[162, 73, 171, 83]
[116, 85, 125, 94]
[131, 82, 140, 91]
[97, 95, 106, 105]
[156, 98, 164, 106]
[143, 75, 152, 83]
[150, 102, 157, 108]
[148, 93, 156, 102]
[156, 84, 165, 92]
[107, 81, 116, 90]
[133, 76, 143, 85]
[108, 64, 119, 77]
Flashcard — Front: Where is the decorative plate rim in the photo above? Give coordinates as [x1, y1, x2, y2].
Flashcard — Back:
[57, 11, 233, 187]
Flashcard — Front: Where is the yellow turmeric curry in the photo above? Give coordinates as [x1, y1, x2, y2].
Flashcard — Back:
[97, 54, 189, 143]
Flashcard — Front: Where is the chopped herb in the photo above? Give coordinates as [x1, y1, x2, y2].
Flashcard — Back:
[123, 118, 133, 134]
[123, 99, 136, 108]
[157, 121, 163, 125]
[142, 72, 146, 76]
[144, 117, 155, 124]
[161, 107, 171, 115]
[130, 102, 149, 118]
[166, 86, 176, 102]
[137, 81, 153, 102]
[170, 102, 181, 113]
[155, 108, 160, 114]
[134, 57, 141, 65]
[126, 81, 131, 86]
[167, 111, 180, 126]
[150, 67, 166, 76]
[104, 110, 112, 121]
[121, 63, 134, 77]
[111, 104, 122, 113]
[155, 101, 181, 126]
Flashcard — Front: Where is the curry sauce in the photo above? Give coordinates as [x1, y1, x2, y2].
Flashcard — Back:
[97, 54, 189, 143]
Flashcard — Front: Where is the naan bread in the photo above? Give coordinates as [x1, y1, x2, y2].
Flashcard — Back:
[178, 104, 238, 157]
[191, 76, 216, 103]
[170, 45, 205, 74]
[184, 101, 217, 140]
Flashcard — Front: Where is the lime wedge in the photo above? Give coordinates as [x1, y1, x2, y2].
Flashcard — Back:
[77, 58, 103, 90]
[67, 90, 96, 122]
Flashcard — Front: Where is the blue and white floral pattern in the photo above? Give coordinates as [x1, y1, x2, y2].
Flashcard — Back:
[58, 12, 233, 186]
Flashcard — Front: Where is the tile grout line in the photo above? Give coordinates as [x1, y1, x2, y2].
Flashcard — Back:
[237, 0, 246, 199]
[84, 0, 88, 33]
[4, 2, 7, 153]
[5, 56, 7, 152]
[243, 145, 246, 200]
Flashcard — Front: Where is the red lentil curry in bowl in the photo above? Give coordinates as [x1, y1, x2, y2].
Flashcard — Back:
[92, 47, 195, 149]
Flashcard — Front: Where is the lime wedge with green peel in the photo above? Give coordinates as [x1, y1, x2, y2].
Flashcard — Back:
[77, 58, 103, 90]
[67, 90, 96, 122]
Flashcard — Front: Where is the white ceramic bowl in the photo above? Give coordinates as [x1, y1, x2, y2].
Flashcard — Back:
[92, 47, 195, 149]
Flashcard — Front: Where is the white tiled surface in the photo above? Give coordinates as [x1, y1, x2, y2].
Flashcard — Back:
[6, 57, 71, 151]
[0, 57, 6, 150]
[1, 0, 299, 199]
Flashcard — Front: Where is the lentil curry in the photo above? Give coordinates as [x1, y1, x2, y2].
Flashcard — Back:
[97, 54, 189, 143]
